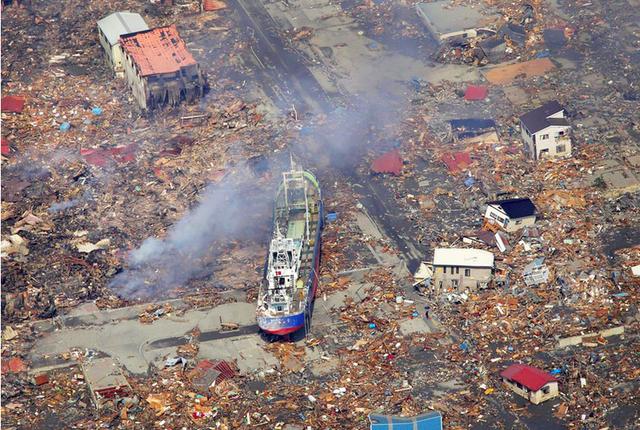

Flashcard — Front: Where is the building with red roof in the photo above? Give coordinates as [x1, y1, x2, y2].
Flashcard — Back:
[119, 24, 206, 110]
[500, 363, 559, 404]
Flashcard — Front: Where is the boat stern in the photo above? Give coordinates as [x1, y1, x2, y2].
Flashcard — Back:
[257, 312, 305, 336]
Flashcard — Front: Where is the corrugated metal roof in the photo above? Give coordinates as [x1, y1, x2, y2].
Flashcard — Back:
[97, 12, 148, 46]
[120, 25, 197, 77]
[369, 411, 442, 430]
[433, 248, 494, 268]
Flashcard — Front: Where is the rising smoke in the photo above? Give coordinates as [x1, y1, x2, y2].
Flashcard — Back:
[109, 166, 271, 298]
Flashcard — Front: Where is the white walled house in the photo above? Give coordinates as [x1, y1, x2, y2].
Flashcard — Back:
[97, 12, 148, 77]
[484, 197, 537, 232]
[432, 248, 494, 292]
[501, 364, 559, 405]
[520, 100, 571, 160]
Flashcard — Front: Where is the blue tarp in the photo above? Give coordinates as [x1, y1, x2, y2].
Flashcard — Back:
[369, 412, 442, 430]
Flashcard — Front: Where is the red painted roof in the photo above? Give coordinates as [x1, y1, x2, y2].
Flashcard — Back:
[1, 95, 26, 113]
[81, 144, 137, 167]
[1, 357, 27, 374]
[441, 152, 472, 173]
[501, 364, 557, 391]
[371, 150, 403, 175]
[464, 85, 488, 101]
[120, 25, 197, 77]
[1, 137, 10, 155]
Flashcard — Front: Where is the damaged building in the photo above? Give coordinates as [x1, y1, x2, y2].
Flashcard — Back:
[484, 197, 537, 232]
[119, 25, 206, 110]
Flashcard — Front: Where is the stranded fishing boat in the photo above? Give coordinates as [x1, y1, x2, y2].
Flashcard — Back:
[256, 163, 323, 335]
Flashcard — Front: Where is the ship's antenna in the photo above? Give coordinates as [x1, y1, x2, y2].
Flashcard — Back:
[289, 152, 296, 171]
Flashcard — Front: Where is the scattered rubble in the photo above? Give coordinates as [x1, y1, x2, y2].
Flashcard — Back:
[2, 0, 639, 429]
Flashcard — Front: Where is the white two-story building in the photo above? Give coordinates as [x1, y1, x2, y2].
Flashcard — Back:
[97, 12, 148, 78]
[520, 100, 571, 160]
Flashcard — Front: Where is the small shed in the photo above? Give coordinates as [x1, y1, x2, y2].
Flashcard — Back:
[501, 363, 558, 404]
[82, 357, 132, 409]
[449, 118, 497, 141]
[97, 12, 149, 77]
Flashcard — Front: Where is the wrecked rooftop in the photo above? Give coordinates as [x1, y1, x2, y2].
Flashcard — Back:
[1, 0, 639, 429]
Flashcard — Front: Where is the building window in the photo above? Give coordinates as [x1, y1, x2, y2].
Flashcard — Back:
[542, 386, 550, 394]
[558, 130, 565, 136]
[541, 134, 549, 140]
[451, 279, 458, 288]
[556, 144, 566, 153]
[489, 212, 505, 223]
[455, 267, 459, 274]
[465, 268, 471, 277]
[516, 220, 522, 225]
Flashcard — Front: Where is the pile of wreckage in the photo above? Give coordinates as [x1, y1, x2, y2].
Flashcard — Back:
[415, 1, 570, 65]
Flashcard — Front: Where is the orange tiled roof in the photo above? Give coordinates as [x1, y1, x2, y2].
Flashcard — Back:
[120, 25, 197, 77]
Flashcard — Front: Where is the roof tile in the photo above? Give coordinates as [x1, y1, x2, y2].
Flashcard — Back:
[120, 25, 197, 77]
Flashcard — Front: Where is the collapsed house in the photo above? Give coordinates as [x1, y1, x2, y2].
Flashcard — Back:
[500, 364, 559, 405]
[431, 248, 494, 293]
[520, 100, 572, 160]
[82, 357, 132, 409]
[119, 25, 206, 110]
[449, 118, 498, 144]
[97, 12, 149, 77]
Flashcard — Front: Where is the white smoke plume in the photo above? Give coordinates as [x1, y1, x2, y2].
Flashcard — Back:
[109, 166, 271, 298]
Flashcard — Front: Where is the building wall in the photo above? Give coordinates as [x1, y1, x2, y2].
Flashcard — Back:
[433, 265, 492, 291]
[484, 205, 509, 229]
[521, 122, 572, 160]
[533, 125, 571, 159]
[122, 51, 149, 109]
[521, 123, 535, 157]
[97, 28, 126, 78]
[505, 214, 535, 232]
[503, 379, 558, 404]
[98, 28, 114, 69]
[111, 44, 125, 77]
